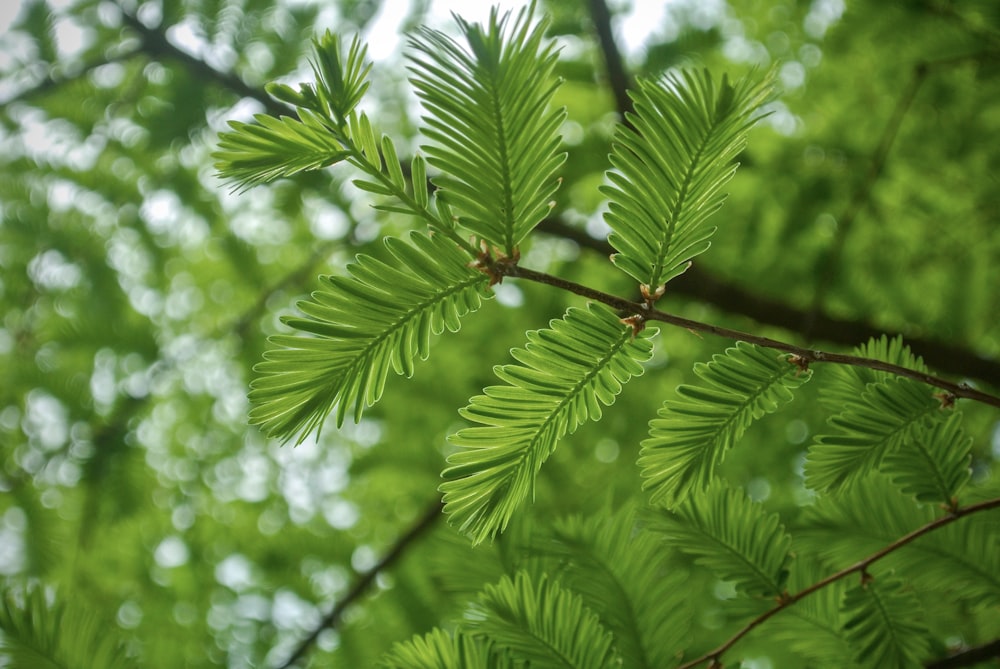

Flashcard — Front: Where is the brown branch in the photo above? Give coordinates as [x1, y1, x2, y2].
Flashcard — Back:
[274, 499, 443, 669]
[501, 264, 1000, 409]
[673, 497, 1000, 669]
[535, 218, 1000, 391]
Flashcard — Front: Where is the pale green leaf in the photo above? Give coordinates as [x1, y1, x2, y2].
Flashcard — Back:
[602, 69, 772, 291]
[249, 231, 491, 443]
[441, 303, 656, 543]
[639, 341, 810, 505]
[408, 3, 566, 255]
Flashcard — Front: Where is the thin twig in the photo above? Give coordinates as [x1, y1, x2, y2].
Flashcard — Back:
[502, 264, 1000, 409]
[804, 63, 928, 334]
[674, 497, 1000, 669]
[273, 499, 443, 669]
[805, 50, 997, 335]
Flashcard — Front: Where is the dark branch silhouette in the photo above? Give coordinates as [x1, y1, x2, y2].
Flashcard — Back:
[274, 500, 443, 669]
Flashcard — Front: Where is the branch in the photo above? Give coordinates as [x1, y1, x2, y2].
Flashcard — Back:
[586, 0, 634, 123]
[673, 496, 1000, 669]
[535, 218, 1000, 390]
[806, 50, 998, 334]
[0, 47, 141, 108]
[273, 499, 443, 669]
[119, 11, 291, 118]
[501, 264, 1000, 410]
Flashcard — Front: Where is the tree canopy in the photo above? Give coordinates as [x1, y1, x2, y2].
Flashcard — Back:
[1, 1, 999, 668]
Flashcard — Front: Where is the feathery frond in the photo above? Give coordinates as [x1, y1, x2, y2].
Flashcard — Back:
[408, 2, 567, 255]
[0, 585, 130, 669]
[214, 110, 350, 192]
[805, 376, 942, 493]
[881, 412, 971, 504]
[440, 304, 656, 543]
[249, 231, 492, 443]
[470, 572, 620, 669]
[543, 507, 690, 669]
[769, 559, 857, 667]
[215, 33, 371, 192]
[647, 482, 791, 597]
[639, 341, 811, 505]
[601, 69, 772, 292]
[798, 477, 1000, 605]
[818, 335, 928, 412]
[841, 575, 931, 669]
[380, 629, 501, 669]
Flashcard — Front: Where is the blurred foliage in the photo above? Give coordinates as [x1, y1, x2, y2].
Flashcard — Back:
[0, 0, 998, 668]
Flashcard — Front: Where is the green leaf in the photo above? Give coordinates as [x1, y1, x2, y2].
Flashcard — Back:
[309, 31, 372, 125]
[805, 376, 942, 493]
[841, 574, 931, 669]
[818, 335, 928, 413]
[441, 303, 656, 543]
[639, 341, 811, 505]
[214, 110, 349, 192]
[601, 69, 772, 292]
[0, 585, 130, 669]
[769, 559, 858, 667]
[798, 477, 1000, 606]
[471, 572, 620, 669]
[249, 231, 492, 443]
[882, 412, 971, 503]
[647, 482, 791, 597]
[543, 506, 691, 669]
[380, 629, 501, 669]
[408, 2, 567, 255]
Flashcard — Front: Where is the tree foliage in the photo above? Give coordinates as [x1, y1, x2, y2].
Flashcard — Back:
[2, 1, 999, 669]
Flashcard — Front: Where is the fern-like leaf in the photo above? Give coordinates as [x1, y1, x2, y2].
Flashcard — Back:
[601, 69, 772, 292]
[470, 572, 620, 669]
[805, 376, 942, 493]
[408, 2, 567, 255]
[882, 412, 971, 504]
[798, 477, 1000, 605]
[543, 507, 691, 669]
[380, 629, 502, 669]
[639, 341, 811, 505]
[769, 559, 857, 667]
[818, 335, 928, 412]
[841, 574, 931, 669]
[215, 32, 372, 191]
[647, 482, 791, 597]
[249, 231, 492, 443]
[214, 110, 350, 192]
[0, 585, 129, 669]
[441, 303, 656, 543]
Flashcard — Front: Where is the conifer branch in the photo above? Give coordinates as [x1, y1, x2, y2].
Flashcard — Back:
[500, 265, 1000, 409]
[274, 499, 443, 669]
[673, 496, 1000, 669]
[122, 12, 1000, 390]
